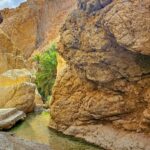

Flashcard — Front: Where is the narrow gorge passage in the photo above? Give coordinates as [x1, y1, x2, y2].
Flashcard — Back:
[0, 0, 150, 150]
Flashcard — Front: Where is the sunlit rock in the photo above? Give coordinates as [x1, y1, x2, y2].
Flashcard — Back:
[0, 69, 36, 113]
[0, 108, 26, 130]
[50, 0, 150, 149]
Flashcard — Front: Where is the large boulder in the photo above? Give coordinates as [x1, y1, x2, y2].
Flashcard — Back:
[50, 0, 150, 150]
[0, 69, 36, 113]
[0, 108, 26, 130]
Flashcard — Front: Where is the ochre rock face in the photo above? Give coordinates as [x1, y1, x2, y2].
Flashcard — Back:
[0, 1, 39, 59]
[0, 1, 76, 115]
[0, 0, 76, 72]
[0, 29, 26, 74]
[0, 0, 76, 58]
[50, 0, 150, 149]
[0, 69, 36, 113]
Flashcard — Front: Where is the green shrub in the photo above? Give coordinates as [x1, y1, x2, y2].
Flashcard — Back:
[33, 43, 57, 100]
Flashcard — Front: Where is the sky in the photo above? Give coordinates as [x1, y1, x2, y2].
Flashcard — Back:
[0, 0, 26, 10]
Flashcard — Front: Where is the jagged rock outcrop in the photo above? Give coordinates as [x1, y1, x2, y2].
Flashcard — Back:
[0, 132, 50, 150]
[0, 69, 36, 113]
[0, 0, 76, 73]
[50, 0, 150, 149]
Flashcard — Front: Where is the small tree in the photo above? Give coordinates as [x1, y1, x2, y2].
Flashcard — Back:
[33, 43, 57, 100]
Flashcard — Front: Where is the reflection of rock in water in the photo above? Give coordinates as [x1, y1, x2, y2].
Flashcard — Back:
[10, 113, 101, 150]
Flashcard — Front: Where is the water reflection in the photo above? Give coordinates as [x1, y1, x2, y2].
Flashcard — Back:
[10, 112, 101, 150]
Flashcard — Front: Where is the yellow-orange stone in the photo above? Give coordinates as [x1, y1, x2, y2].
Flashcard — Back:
[0, 69, 35, 113]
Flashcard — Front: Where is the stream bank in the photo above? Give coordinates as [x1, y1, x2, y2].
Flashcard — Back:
[8, 112, 102, 150]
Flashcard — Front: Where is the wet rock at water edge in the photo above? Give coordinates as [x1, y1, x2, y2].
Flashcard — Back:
[0, 108, 26, 130]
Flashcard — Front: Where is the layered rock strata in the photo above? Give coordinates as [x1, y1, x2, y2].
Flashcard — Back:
[50, 0, 150, 149]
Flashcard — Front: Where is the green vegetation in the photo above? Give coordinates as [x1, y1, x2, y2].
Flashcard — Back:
[33, 43, 57, 100]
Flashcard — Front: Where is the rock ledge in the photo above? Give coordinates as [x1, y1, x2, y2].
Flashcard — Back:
[0, 108, 26, 130]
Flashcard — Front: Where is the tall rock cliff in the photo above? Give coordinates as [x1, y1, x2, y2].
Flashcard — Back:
[0, 0, 76, 113]
[50, 0, 150, 149]
[0, 0, 76, 73]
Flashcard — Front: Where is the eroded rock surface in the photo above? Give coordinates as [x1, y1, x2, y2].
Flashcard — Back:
[50, 0, 150, 149]
[0, 0, 76, 73]
[0, 29, 26, 74]
[0, 69, 36, 113]
[0, 0, 76, 56]
[0, 108, 26, 130]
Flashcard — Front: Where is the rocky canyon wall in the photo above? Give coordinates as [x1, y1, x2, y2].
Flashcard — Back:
[0, 0, 76, 113]
[50, 0, 150, 150]
[0, 0, 76, 73]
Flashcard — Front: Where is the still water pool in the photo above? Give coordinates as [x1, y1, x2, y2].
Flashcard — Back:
[9, 112, 102, 150]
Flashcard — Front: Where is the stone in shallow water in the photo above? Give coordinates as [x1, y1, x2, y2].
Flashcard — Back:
[0, 108, 26, 130]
